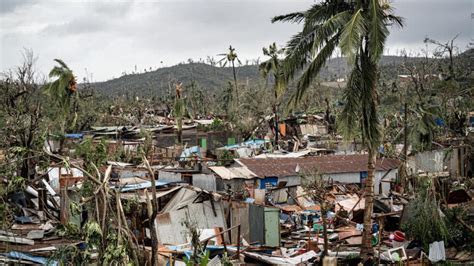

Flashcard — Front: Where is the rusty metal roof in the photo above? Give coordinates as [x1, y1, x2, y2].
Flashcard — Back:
[236, 154, 400, 177]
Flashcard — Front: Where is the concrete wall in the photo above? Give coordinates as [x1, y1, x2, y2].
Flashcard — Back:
[407, 147, 471, 177]
[407, 150, 446, 174]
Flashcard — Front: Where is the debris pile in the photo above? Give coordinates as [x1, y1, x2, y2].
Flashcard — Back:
[1, 121, 473, 265]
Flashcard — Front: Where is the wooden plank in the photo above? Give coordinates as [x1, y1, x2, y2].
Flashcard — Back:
[345, 236, 362, 245]
[0, 235, 35, 245]
[41, 179, 57, 196]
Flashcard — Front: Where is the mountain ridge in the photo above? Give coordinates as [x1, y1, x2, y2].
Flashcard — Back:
[91, 51, 471, 97]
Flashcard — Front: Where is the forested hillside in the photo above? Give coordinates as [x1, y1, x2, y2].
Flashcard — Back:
[89, 56, 407, 96]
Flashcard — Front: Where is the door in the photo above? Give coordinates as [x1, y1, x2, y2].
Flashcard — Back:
[264, 207, 280, 247]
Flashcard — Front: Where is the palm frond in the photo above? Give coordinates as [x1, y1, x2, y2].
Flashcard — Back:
[272, 12, 305, 23]
[359, 58, 381, 149]
[386, 14, 404, 28]
[293, 34, 338, 104]
[339, 66, 362, 140]
[305, 1, 353, 27]
[312, 10, 352, 52]
[340, 8, 366, 63]
[282, 31, 315, 81]
[53, 58, 70, 70]
[368, 0, 389, 63]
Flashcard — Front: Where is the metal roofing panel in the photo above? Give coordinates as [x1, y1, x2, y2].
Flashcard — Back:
[209, 166, 256, 180]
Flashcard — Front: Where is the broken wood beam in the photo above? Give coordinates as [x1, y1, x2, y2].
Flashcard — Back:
[0, 235, 35, 245]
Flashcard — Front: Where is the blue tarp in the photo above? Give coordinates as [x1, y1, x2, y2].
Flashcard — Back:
[224, 139, 268, 150]
[64, 133, 83, 139]
[434, 117, 445, 126]
[179, 146, 201, 161]
[3, 251, 57, 266]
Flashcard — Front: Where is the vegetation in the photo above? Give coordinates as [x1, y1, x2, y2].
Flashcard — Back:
[218, 45, 242, 105]
[401, 178, 450, 250]
[260, 42, 287, 146]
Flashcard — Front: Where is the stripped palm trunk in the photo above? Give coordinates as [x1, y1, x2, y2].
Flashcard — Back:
[177, 116, 183, 144]
[361, 147, 376, 257]
[231, 60, 239, 105]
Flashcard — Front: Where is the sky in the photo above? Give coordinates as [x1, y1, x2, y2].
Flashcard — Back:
[1, 0, 472, 82]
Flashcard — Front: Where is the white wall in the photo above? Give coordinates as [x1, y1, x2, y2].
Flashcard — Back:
[271, 169, 398, 195]
[323, 170, 397, 194]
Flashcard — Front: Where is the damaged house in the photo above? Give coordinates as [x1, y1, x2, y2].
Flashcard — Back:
[211, 154, 400, 195]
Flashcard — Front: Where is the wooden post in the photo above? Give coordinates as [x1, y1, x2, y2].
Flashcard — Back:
[237, 225, 241, 257]
[144, 157, 159, 266]
[377, 217, 384, 265]
[38, 188, 45, 212]
[59, 168, 70, 225]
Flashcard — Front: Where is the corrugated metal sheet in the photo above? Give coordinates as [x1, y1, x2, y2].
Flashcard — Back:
[120, 186, 182, 203]
[209, 166, 256, 180]
[160, 188, 198, 212]
[249, 204, 265, 244]
[156, 201, 226, 245]
[158, 171, 182, 182]
[115, 168, 148, 179]
[192, 174, 217, 191]
[230, 202, 250, 243]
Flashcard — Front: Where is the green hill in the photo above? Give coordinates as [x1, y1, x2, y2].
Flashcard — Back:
[91, 51, 472, 97]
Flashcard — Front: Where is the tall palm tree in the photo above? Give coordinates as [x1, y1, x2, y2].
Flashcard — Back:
[218, 45, 242, 105]
[260, 43, 287, 148]
[273, 0, 403, 258]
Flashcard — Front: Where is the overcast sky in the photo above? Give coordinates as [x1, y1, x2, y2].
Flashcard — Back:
[1, 0, 472, 81]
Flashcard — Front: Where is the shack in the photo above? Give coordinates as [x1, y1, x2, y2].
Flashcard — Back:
[234, 154, 400, 194]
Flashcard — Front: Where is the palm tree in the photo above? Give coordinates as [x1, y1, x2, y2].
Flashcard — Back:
[218, 45, 242, 105]
[273, 0, 403, 259]
[174, 82, 186, 144]
[44, 59, 78, 149]
[45, 59, 77, 112]
[260, 43, 287, 148]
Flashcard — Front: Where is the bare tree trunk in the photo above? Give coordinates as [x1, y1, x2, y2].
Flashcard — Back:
[144, 157, 159, 266]
[398, 99, 409, 193]
[361, 148, 376, 259]
[177, 117, 183, 144]
[321, 204, 329, 257]
[273, 105, 279, 149]
[232, 61, 239, 105]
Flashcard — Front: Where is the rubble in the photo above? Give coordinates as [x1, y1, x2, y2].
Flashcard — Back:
[1, 119, 473, 265]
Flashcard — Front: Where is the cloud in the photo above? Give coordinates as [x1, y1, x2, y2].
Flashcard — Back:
[0, 0, 34, 14]
[1, 0, 472, 81]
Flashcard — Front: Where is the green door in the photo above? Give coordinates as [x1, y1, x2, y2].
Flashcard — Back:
[264, 207, 280, 247]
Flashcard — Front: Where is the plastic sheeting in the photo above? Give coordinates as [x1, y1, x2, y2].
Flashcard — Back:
[3, 251, 57, 266]
[429, 241, 446, 263]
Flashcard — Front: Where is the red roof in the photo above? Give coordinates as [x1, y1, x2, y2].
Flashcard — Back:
[237, 154, 400, 177]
